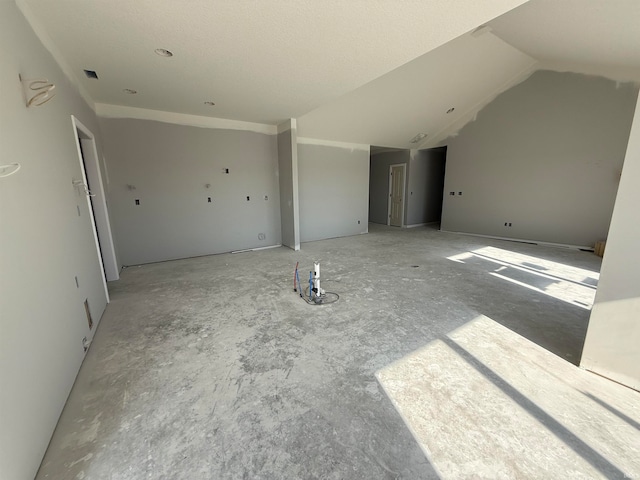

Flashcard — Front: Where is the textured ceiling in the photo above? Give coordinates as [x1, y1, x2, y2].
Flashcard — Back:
[18, 0, 528, 124]
[297, 31, 537, 148]
[298, 0, 640, 148]
[489, 0, 640, 81]
[17, 0, 640, 149]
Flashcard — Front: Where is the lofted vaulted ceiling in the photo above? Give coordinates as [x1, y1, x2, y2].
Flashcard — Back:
[489, 0, 640, 81]
[17, 0, 640, 149]
[298, 0, 640, 148]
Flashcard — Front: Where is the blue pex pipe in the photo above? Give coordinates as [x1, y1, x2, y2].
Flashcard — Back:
[296, 269, 302, 297]
[309, 272, 313, 300]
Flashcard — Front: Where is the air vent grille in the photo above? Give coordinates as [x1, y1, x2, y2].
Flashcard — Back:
[410, 133, 428, 144]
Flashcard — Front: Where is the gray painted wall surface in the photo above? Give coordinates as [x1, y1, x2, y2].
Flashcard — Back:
[1, 4, 109, 479]
[278, 128, 297, 249]
[369, 150, 410, 225]
[407, 148, 446, 225]
[442, 70, 638, 247]
[99, 119, 281, 265]
[581, 92, 640, 391]
[298, 143, 369, 242]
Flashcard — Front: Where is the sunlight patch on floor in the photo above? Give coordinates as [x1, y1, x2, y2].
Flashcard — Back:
[447, 246, 599, 309]
[376, 315, 640, 479]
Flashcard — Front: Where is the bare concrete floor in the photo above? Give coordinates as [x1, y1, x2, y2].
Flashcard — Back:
[37, 225, 639, 479]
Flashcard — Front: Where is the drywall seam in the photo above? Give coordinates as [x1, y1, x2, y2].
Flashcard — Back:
[419, 62, 538, 148]
[96, 104, 277, 135]
[371, 147, 405, 156]
[440, 230, 594, 251]
[297, 136, 370, 151]
[15, 0, 95, 111]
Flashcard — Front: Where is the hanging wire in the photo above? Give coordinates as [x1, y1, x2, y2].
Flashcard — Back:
[0, 163, 21, 178]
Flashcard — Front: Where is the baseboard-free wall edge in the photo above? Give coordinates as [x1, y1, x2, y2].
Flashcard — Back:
[231, 244, 282, 254]
[580, 363, 640, 393]
[301, 230, 369, 244]
[439, 230, 594, 251]
[123, 245, 284, 266]
[404, 222, 439, 229]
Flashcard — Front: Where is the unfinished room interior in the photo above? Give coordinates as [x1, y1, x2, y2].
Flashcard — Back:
[2, 0, 640, 478]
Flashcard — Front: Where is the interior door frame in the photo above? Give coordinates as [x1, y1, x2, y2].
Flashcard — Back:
[71, 116, 119, 293]
[387, 163, 406, 227]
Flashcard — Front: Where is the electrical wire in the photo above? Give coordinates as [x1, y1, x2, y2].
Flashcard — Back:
[300, 286, 340, 306]
[292, 262, 339, 305]
[0, 163, 21, 178]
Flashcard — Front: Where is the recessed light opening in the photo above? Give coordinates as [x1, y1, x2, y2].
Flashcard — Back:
[204, 101, 215, 106]
[154, 48, 174, 57]
[446, 107, 455, 114]
[83, 69, 99, 79]
[123, 89, 137, 94]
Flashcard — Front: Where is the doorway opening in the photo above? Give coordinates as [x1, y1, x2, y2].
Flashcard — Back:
[368, 146, 409, 226]
[368, 146, 447, 228]
[71, 116, 119, 294]
[426, 146, 447, 228]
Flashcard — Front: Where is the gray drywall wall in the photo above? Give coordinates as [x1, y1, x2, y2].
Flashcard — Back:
[581, 92, 640, 390]
[442, 70, 638, 247]
[278, 124, 300, 250]
[0, 4, 109, 479]
[99, 118, 281, 265]
[369, 150, 410, 225]
[298, 143, 369, 242]
[407, 148, 447, 225]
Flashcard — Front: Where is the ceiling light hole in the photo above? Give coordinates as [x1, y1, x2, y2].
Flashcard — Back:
[204, 101, 215, 106]
[83, 69, 98, 79]
[154, 48, 174, 57]
[123, 89, 137, 94]
[446, 107, 455, 114]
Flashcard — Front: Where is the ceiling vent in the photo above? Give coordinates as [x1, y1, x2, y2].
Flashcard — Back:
[410, 133, 428, 144]
[83, 69, 99, 79]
